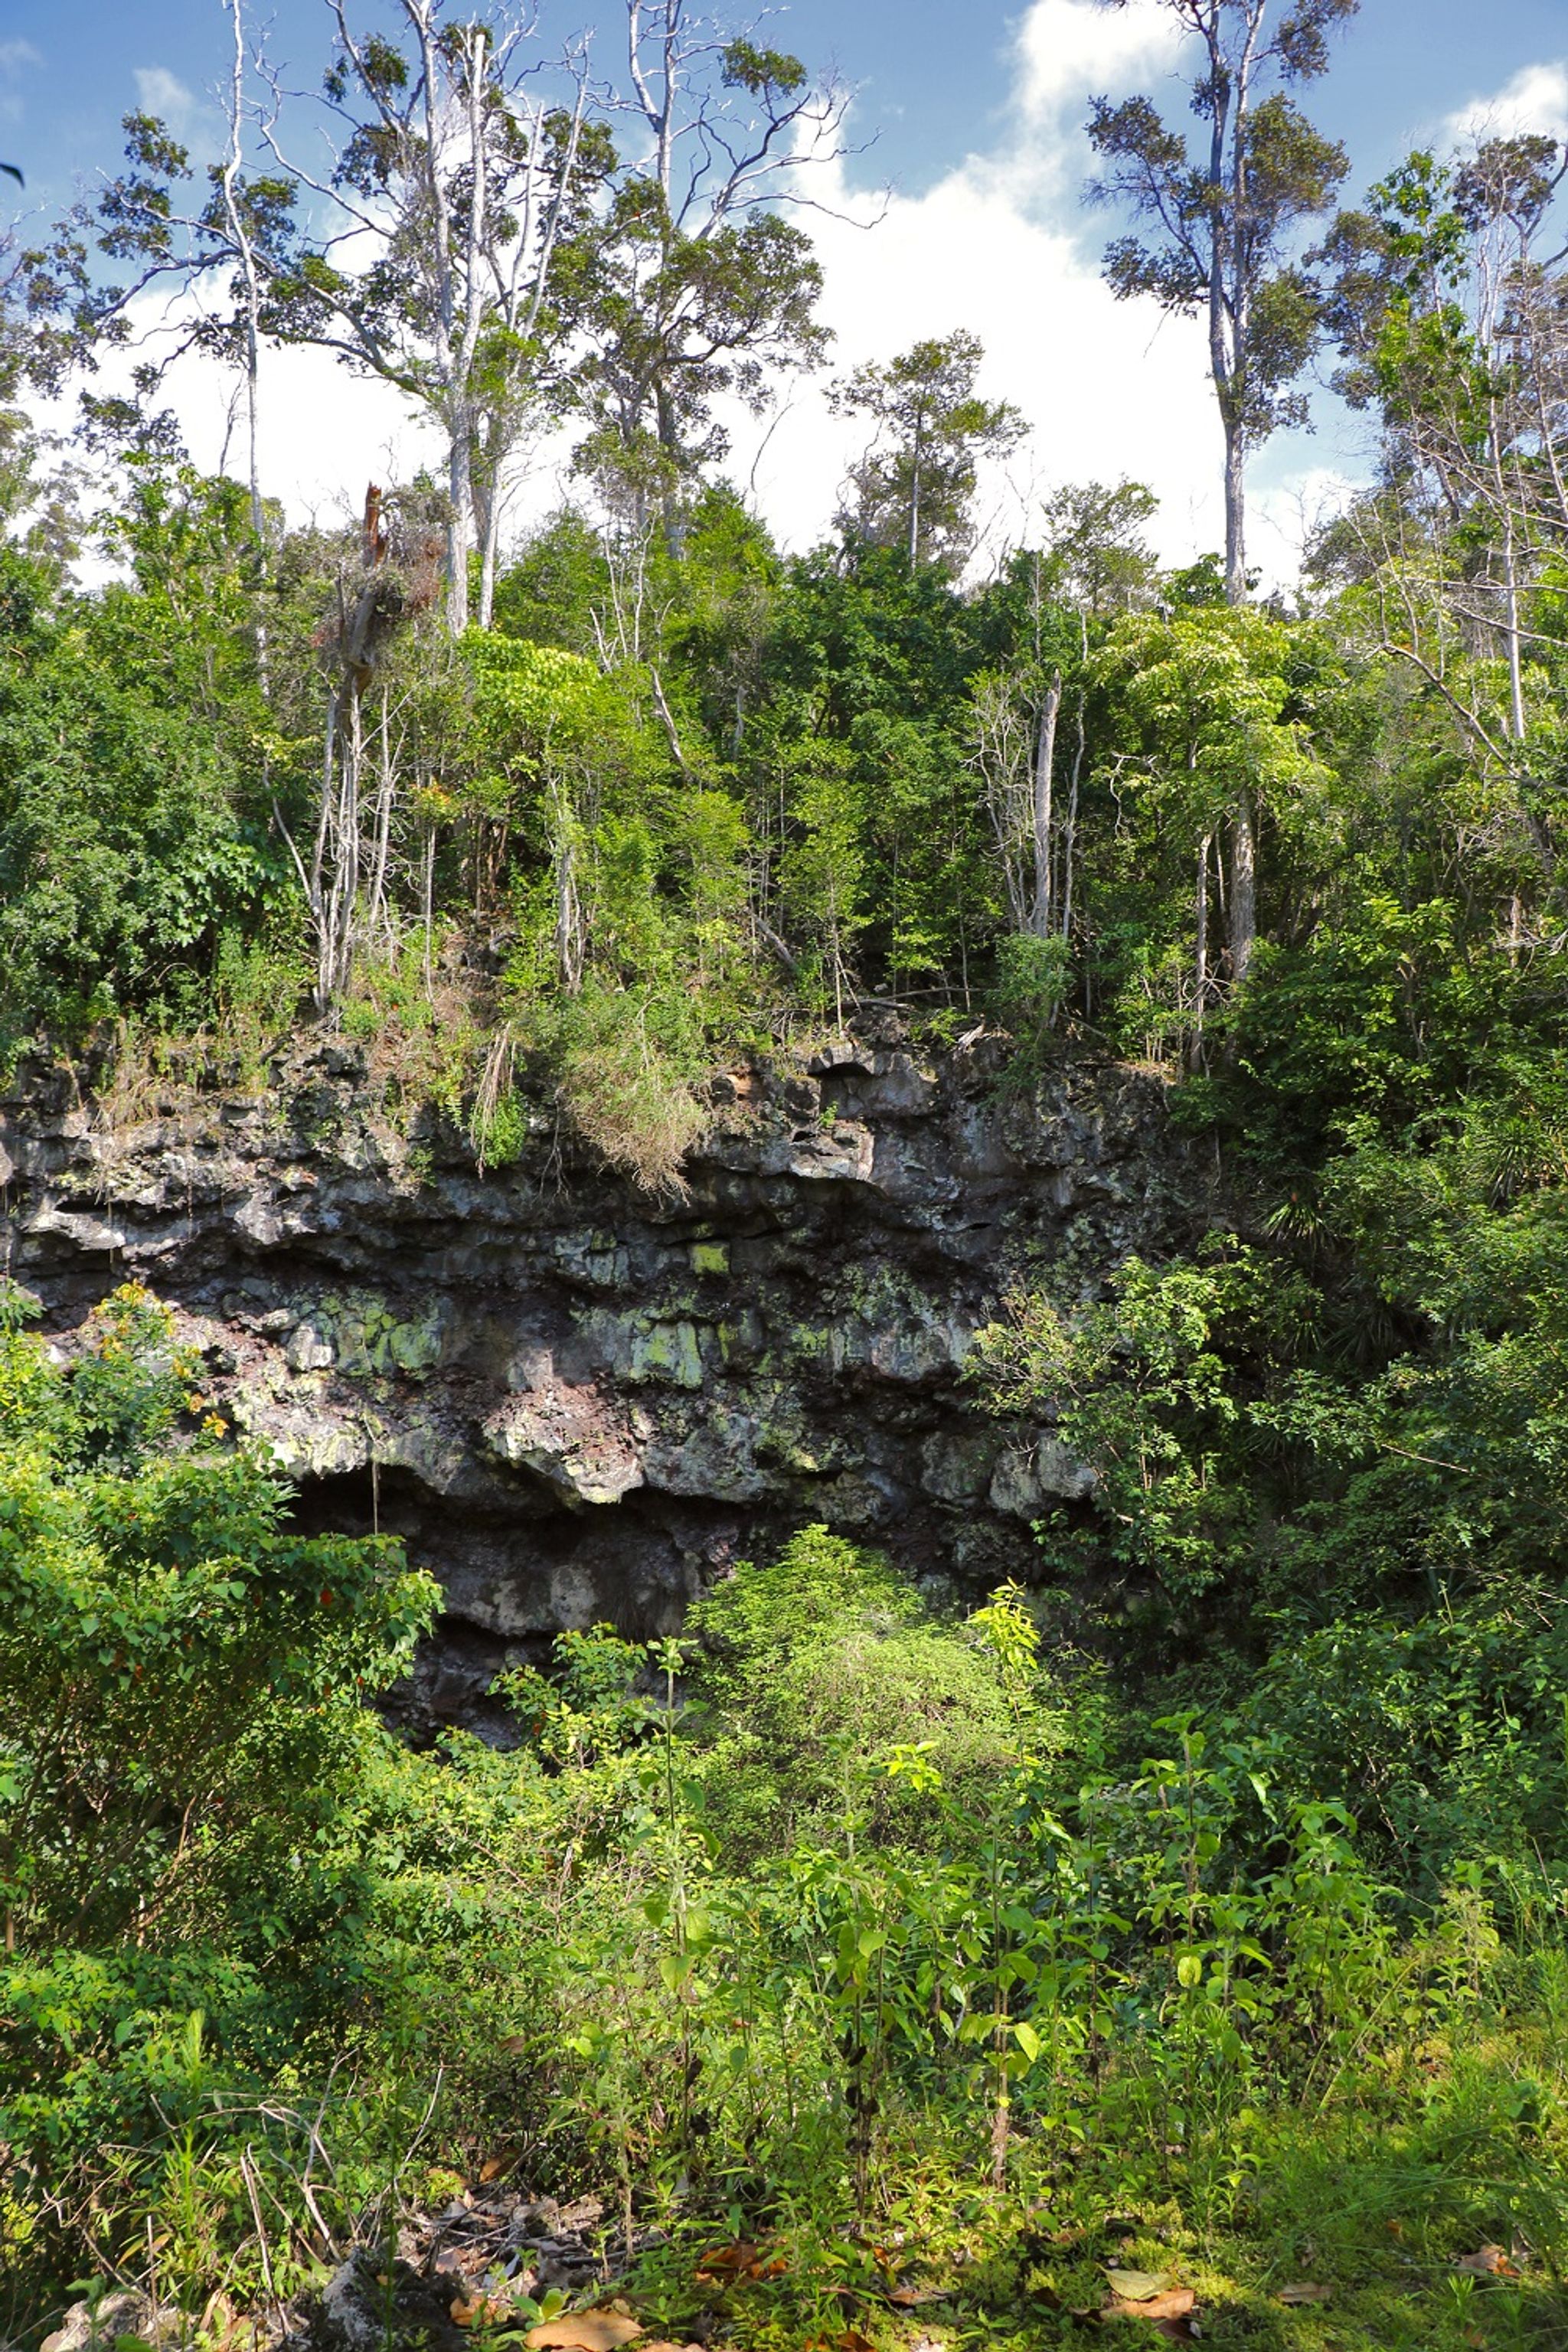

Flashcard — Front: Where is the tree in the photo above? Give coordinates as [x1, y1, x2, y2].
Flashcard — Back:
[1318, 139, 1568, 798]
[1040, 478, 1161, 616]
[0, 474, 267, 1049]
[276, 483, 449, 1014]
[831, 333, 1027, 574]
[0, 1282, 433, 1953]
[1086, 0, 1358, 604]
[1093, 605, 1328, 1009]
[262, 1, 609, 632]
[25, 1, 609, 635]
[570, 5, 841, 544]
[21, 91, 297, 490]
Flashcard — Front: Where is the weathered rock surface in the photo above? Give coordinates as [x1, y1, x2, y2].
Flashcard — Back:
[0, 1036, 1205, 1734]
[39, 2292, 181, 2352]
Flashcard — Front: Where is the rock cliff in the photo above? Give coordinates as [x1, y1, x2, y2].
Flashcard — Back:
[0, 1036, 1205, 1734]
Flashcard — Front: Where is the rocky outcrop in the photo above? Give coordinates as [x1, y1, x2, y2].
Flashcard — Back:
[0, 1035, 1205, 1735]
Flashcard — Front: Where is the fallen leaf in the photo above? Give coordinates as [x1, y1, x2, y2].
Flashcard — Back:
[557, 2198, 606, 2233]
[887, 2284, 952, 2307]
[835, 2333, 877, 2352]
[1106, 2270, 1174, 2303]
[1455, 2246, 1517, 2278]
[479, 2156, 508, 2183]
[696, 2241, 760, 2276]
[1103, 2288, 1197, 2324]
[525, 2317, 645, 2351]
[1276, 2285, 1334, 2306]
[694, 2239, 786, 2284]
[452, 2292, 514, 2329]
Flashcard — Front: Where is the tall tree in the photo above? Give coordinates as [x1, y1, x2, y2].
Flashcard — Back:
[831, 332, 1026, 574]
[570, 5, 843, 541]
[1087, 0, 1357, 605]
[263, 1, 609, 632]
[1319, 138, 1568, 779]
[24, 1, 609, 635]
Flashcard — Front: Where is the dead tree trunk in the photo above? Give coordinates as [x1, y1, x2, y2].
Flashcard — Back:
[1031, 670, 1062, 937]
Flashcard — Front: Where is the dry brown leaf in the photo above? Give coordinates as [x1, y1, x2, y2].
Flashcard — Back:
[696, 2241, 760, 2275]
[1102, 2287, 1197, 2324]
[525, 2316, 645, 2351]
[479, 2155, 508, 2183]
[1276, 2285, 1334, 2306]
[887, 2283, 951, 2307]
[694, 2238, 786, 2284]
[836, 2332, 877, 2352]
[1455, 2245, 1517, 2278]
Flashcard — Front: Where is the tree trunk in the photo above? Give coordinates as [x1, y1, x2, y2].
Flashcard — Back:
[221, 0, 269, 695]
[1227, 791, 1256, 984]
[655, 384, 685, 559]
[1501, 526, 1527, 743]
[446, 421, 474, 635]
[906, 412, 924, 568]
[1223, 412, 1246, 606]
[477, 465, 502, 631]
[550, 774, 584, 992]
[1031, 671, 1062, 936]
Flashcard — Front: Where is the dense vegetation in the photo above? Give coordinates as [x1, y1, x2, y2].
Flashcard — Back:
[5, 0, 1568, 2342]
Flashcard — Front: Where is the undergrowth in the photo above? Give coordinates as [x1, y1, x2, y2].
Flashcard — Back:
[2, 1352, 1565, 2351]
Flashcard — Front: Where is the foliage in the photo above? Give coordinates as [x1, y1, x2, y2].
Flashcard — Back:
[10, 25, 1568, 2345]
[1087, 0, 1360, 597]
[831, 333, 1027, 575]
[0, 1284, 435, 1951]
[0, 505, 265, 1051]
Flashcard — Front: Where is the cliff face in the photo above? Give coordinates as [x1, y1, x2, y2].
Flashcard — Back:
[0, 1037, 1205, 1735]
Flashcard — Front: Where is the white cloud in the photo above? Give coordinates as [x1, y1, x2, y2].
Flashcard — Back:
[1442, 60, 1568, 149]
[133, 67, 197, 127]
[1013, 0, 1185, 139]
[165, 335, 442, 524]
[0, 34, 41, 124]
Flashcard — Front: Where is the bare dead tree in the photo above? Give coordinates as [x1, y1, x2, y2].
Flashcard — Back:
[273, 485, 443, 1012]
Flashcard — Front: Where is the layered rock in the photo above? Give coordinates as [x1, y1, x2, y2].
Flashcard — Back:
[0, 1036, 1204, 1734]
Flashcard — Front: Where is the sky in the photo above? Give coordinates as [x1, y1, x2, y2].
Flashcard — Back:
[3, 0, 1568, 580]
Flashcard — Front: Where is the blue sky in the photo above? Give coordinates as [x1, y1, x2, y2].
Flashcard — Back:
[4, 1, 1567, 577]
[6, 0, 1566, 210]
